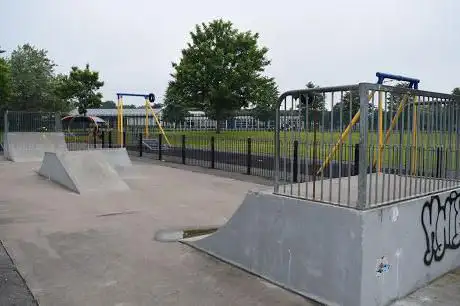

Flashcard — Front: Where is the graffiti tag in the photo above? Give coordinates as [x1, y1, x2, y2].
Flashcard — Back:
[422, 191, 460, 266]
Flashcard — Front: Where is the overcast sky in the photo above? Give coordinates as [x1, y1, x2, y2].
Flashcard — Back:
[1, 0, 459, 106]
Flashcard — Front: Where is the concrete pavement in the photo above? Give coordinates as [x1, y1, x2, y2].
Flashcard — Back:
[0, 240, 37, 305]
[0, 157, 459, 305]
[0, 159, 311, 306]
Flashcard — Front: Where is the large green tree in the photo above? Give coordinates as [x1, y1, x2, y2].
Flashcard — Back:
[8, 44, 63, 111]
[250, 77, 279, 123]
[168, 19, 274, 132]
[100, 100, 116, 109]
[297, 81, 326, 127]
[58, 64, 104, 115]
[162, 81, 189, 125]
[0, 57, 11, 113]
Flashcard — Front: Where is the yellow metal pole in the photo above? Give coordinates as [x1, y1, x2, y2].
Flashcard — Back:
[146, 103, 171, 145]
[317, 91, 375, 175]
[411, 96, 418, 175]
[378, 91, 384, 173]
[145, 98, 149, 137]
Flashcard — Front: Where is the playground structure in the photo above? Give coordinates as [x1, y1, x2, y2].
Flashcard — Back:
[116, 92, 170, 147]
[61, 115, 109, 145]
[184, 74, 460, 306]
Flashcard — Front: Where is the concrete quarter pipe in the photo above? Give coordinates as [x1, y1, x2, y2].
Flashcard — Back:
[38, 150, 130, 194]
[184, 187, 460, 306]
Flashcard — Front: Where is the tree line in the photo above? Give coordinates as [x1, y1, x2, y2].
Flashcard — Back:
[1, 19, 459, 134]
[0, 44, 104, 116]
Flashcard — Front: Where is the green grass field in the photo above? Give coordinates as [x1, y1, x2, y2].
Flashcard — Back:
[123, 129, 457, 170]
[33, 128, 458, 171]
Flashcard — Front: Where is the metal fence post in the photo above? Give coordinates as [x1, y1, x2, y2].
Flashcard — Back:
[247, 137, 252, 175]
[108, 131, 112, 148]
[123, 131, 126, 148]
[293, 140, 298, 183]
[55, 112, 61, 132]
[101, 131, 105, 148]
[139, 133, 143, 157]
[274, 98, 281, 193]
[93, 132, 97, 148]
[182, 135, 186, 164]
[354, 144, 360, 175]
[158, 133, 162, 161]
[357, 83, 369, 209]
[211, 136, 215, 169]
[436, 147, 441, 178]
[4, 110, 8, 134]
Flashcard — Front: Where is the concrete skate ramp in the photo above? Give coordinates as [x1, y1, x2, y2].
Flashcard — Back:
[185, 190, 358, 306]
[38, 150, 129, 194]
[4, 132, 67, 162]
[185, 188, 460, 306]
[97, 148, 132, 168]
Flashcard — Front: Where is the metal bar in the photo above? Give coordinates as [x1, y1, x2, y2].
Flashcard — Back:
[382, 91, 388, 203]
[404, 96, 410, 198]
[279, 85, 359, 101]
[116, 93, 149, 98]
[304, 94, 310, 200]
[347, 90, 353, 206]
[283, 97, 288, 195]
[373, 92, 379, 205]
[329, 92, 334, 202]
[320, 93, 325, 201]
[393, 145, 396, 201]
[362, 83, 452, 100]
[456, 96, 460, 180]
[274, 95, 281, 193]
[376, 72, 420, 87]
[338, 91, 344, 204]
[4, 110, 8, 134]
[357, 84, 370, 208]
[378, 91, 383, 172]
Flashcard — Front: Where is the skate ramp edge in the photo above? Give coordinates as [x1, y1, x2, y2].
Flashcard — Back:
[4, 132, 67, 162]
[96, 147, 132, 169]
[185, 188, 460, 306]
[38, 150, 130, 194]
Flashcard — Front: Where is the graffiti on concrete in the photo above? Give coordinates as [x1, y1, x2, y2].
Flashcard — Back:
[422, 191, 460, 266]
[376, 256, 390, 277]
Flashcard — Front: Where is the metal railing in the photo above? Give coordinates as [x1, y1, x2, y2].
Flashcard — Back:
[274, 83, 460, 209]
[4, 110, 63, 133]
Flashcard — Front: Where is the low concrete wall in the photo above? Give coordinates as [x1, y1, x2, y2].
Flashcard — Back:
[361, 188, 460, 305]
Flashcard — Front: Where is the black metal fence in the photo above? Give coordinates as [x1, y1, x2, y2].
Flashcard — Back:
[127, 132, 278, 180]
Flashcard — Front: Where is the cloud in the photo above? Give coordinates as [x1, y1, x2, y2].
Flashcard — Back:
[1, 0, 459, 105]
